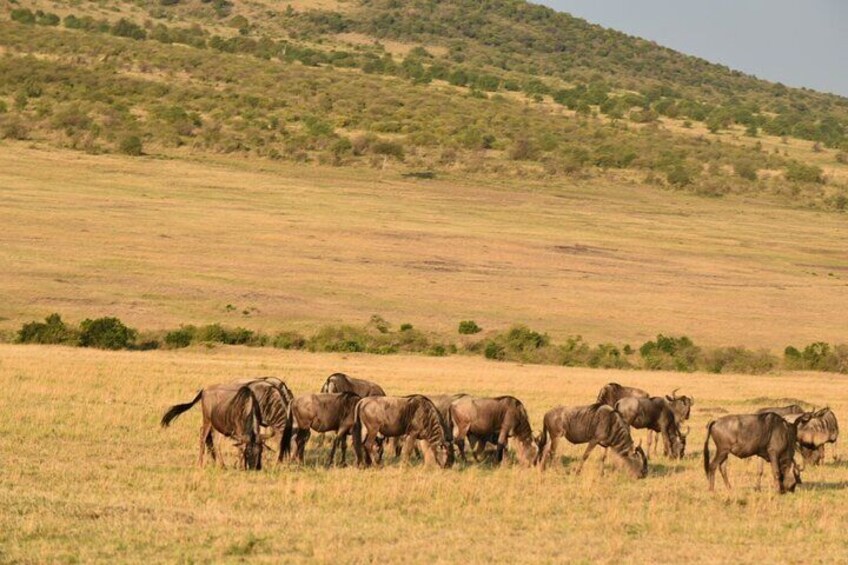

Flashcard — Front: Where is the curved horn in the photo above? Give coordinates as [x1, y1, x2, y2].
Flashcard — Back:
[259, 429, 277, 442]
[681, 425, 690, 438]
[671, 388, 680, 399]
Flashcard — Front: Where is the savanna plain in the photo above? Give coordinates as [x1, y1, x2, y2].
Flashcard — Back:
[1, 144, 847, 563]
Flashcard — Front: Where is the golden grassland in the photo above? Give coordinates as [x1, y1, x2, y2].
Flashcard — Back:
[1, 142, 847, 349]
[1, 343, 846, 563]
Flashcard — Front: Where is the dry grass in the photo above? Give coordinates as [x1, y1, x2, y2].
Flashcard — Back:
[1, 343, 846, 563]
[1, 142, 847, 349]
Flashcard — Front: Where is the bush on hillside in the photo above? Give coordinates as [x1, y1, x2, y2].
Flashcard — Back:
[78, 317, 137, 350]
[640, 334, 700, 372]
[458, 320, 481, 334]
[16, 313, 78, 345]
[702, 346, 778, 374]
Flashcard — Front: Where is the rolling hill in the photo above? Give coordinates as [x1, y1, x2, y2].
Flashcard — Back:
[1, 0, 847, 210]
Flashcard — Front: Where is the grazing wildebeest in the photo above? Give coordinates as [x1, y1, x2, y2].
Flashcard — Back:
[535, 403, 648, 478]
[233, 377, 294, 461]
[426, 394, 497, 462]
[614, 396, 689, 459]
[703, 412, 812, 494]
[795, 407, 839, 464]
[596, 382, 650, 407]
[450, 396, 538, 466]
[280, 392, 361, 466]
[353, 395, 453, 468]
[160, 383, 271, 470]
[320, 373, 386, 397]
[755, 404, 806, 417]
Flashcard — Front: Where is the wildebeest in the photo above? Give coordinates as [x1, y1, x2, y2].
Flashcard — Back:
[535, 403, 648, 478]
[755, 404, 806, 417]
[703, 412, 812, 493]
[320, 373, 386, 397]
[614, 396, 689, 459]
[160, 383, 272, 470]
[280, 392, 362, 466]
[795, 407, 839, 464]
[233, 377, 294, 461]
[427, 393, 498, 462]
[353, 395, 453, 468]
[596, 382, 650, 407]
[450, 396, 537, 466]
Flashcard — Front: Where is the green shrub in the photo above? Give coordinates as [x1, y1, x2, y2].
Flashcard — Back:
[272, 331, 306, 350]
[785, 161, 824, 184]
[666, 165, 694, 187]
[371, 140, 405, 160]
[119, 135, 144, 156]
[111, 19, 147, 40]
[703, 346, 778, 374]
[785, 342, 848, 373]
[1, 116, 30, 140]
[484, 341, 505, 360]
[400, 323, 413, 331]
[640, 334, 700, 371]
[733, 160, 758, 181]
[308, 325, 369, 353]
[195, 324, 262, 346]
[78, 317, 137, 350]
[587, 343, 632, 369]
[458, 320, 481, 334]
[164, 326, 196, 349]
[16, 313, 78, 345]
[10, 9, 36, 24]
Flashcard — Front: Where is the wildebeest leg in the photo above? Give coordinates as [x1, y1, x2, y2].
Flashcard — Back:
[455, 438, 468, 463]
[495, 428, 510, 465]
[539, 435, 558, 471]
[647, 431, 653, 457]
[472, 436, 489, 463]
[576, 441, 597, 475]
[599, 447, 608, 477]
[295, 429, 310, 464]
[717, 456, 731, 490]
[198, 420, 213, 467]
[327, 434, 340, 468]
[453, 422, 470, 464]
[768, 454, 783, 493]
[365, 432, 381, 466]
[756, 458, 765, 491]
[337, 434, 349, 467]
[400, 435, 416, 465]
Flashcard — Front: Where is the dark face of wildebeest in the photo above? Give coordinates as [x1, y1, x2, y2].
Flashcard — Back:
[238, 436, 264, 470]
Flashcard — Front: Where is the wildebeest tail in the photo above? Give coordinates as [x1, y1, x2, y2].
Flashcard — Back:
[160, 390, 202, 427]
[534, 419, 549, 466]
[703, 420, 715, 476]
[280, 401, 294, 460]
[351, 399, 365, 466]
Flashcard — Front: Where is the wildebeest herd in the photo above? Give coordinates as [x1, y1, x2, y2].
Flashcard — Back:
[161, 375, 839, 494]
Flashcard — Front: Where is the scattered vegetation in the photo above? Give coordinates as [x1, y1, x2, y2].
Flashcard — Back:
[12, 314, 847, 374]
[1, 0, 846, 210]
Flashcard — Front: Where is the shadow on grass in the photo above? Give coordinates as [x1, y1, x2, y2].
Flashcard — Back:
[802, 481, 848, 492]
[649, 462, 688, 477]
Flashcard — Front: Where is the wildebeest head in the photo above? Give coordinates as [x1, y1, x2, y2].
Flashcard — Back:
[780, 459, 802, 493]
[433, 440, 455, 469]
[666, 389, 693, 421]
[622, 442, 648, 479]
[237, 430, 275, 471]
[669, 425, 689, 460]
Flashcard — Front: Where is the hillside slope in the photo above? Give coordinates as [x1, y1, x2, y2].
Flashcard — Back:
[1, 0, 847, 210]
